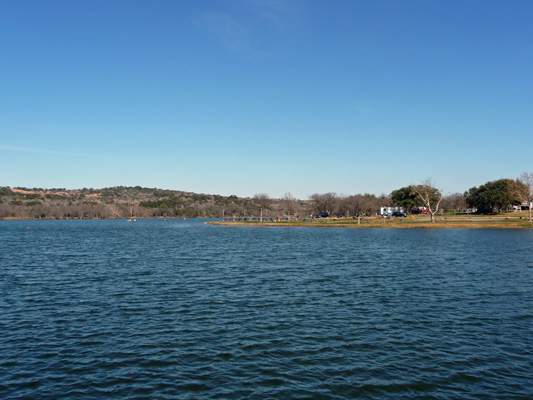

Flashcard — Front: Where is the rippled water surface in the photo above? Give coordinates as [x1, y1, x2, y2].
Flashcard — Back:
[1, 219, 532, 399]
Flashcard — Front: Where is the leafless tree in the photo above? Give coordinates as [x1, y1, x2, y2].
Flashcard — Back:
[128, 205, 137, 218]
[282, 192, 297, 222]
[349, 194, 378, 217]
[517, 172, 533, 222]
[337, 194, 378, 222]
[253, 193, 271, 222]
[0, 204, 10, 218]
[310, 193, 338, 216]
[441, 192, 467, 212]
[411, 179, 443, 223]
[376, 193, 392, 208]
[106, 204, 122, 218]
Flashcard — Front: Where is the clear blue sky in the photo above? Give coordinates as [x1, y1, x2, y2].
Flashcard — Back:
[1, 1, 532, 199]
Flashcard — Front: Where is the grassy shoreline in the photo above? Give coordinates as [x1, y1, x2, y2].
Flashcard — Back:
[207, 216, 533, 229]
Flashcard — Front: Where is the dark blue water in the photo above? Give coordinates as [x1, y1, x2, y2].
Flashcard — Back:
[1, 219, 532, 399]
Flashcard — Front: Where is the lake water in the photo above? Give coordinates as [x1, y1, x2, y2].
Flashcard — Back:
[1, 219, 532, 399]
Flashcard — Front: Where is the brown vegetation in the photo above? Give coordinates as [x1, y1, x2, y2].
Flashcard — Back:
[2, 171, 531, 223]
[0, 186, 259, 219]
[209, 214, 533, 229]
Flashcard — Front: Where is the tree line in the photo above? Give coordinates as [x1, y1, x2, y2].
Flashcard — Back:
[1, 173, 532, 222]
[260, 172, 533, 223]
[0, 187, 258, 220]
[387, 174, 532, 222]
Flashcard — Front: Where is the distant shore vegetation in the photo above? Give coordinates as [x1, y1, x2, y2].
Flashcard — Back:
[1, 173, 532, 223]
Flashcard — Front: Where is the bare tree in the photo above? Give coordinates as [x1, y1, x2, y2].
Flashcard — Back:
[282, 192, 296, 222]
[411, 179, 443, 223]
[106, 204, 122, 218]
[128, 204, 137, 218]
[378, 193, 392, 208]
[342, 194, 378, 219]
[310, 193, 338, 216]
[517, 172, 533, 222]
[441, 192, 467, 212]
[253, 193, 271, 222]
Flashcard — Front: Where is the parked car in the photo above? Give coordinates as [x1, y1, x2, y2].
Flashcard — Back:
[391, 211, 407, 217]
[315, 212, 329, 218]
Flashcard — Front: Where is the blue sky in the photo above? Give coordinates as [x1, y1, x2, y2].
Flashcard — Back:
[1, 1, 532, 199]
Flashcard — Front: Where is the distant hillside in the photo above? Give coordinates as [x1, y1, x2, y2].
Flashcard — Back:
[0, 186, 308, 219]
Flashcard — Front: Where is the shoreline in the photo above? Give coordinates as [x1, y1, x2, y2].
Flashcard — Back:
[0, 216, 207, 221]
[2, 217, 531, 229]
[207, 220, 533, 229]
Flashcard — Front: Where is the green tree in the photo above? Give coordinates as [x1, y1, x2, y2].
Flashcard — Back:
[390, 186, 421, 212]
[465, 179, 524, 213]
